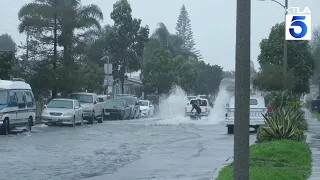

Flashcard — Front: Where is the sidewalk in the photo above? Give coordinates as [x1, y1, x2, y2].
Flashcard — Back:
[304, 109, 320, 179]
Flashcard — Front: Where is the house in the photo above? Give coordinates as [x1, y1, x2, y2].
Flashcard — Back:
[113, 71, 144, 97]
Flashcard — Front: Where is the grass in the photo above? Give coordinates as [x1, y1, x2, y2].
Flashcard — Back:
[216, 140, 312, 180]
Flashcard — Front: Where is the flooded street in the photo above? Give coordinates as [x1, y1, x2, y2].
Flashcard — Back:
[0, 118, 256, 180]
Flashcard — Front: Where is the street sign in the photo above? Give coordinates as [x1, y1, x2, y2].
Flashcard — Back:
[104, 64, 113, 74]
[104, 75, 113, 86]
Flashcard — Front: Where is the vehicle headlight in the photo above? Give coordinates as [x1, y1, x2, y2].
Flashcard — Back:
[42, 111, 49, 115]
[63, 112, 73, 116]
[0, 113, 3, 119]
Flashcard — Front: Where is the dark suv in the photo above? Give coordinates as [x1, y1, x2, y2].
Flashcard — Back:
[114, 95, 140, 119]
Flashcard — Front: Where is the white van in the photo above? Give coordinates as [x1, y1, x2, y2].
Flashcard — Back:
[0, 79, 36, 135]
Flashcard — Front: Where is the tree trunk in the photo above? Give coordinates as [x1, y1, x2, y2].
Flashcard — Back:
[52, 12, 58, 99]
[234, 0, 251, 179]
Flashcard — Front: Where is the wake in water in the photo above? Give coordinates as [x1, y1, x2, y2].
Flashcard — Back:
[156, 81, 232, 125]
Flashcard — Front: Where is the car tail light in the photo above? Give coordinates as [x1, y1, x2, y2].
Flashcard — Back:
[267, 105, 272, 112]
[205, 108, 208, 112]
[185, 107, 187, 112]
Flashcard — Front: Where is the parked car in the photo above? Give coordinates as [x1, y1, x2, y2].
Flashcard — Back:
[69, 92, 104, 124]
[102, 99, 131, 120]
[139, 100, 154, 117]
[0, 79, 36, 135]
[185, 98, 210, 118]
[225, 95, 267, 134]
[42, 98, 83, 127]
[114, 95, 140, 119]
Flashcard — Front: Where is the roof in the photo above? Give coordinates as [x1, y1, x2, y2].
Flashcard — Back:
[0, 80, 31, 90]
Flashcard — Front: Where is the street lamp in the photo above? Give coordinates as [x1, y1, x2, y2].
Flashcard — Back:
[259, 0, 289, 84]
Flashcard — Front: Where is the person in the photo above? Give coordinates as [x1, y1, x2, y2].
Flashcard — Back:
[191, 100, 202, 120]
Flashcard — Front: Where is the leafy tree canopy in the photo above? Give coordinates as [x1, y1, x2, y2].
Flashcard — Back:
[107, 0, 149, 93]
[258, 22, 315, 94]
[0, 34, 16, 52]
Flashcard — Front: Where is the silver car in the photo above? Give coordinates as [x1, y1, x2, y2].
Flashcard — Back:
[41, 98, 83, 127]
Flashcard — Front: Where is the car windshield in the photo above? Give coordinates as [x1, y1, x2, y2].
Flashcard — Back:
[115, 96, 134, 105]
[47, 100, 73, 109]
[139, 101, 149, 106]
[105, 99, 123, 107]
[0, 90, 8, 105]
[69, 94, 93, 103]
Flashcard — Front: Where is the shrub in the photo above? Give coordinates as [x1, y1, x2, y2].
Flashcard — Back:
[256, 107, 305, 143]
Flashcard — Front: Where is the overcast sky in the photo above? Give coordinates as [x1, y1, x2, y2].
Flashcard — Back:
[0, 0, 319, 71]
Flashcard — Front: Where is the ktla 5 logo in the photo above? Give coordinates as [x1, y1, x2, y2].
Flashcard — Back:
[285, 7, 311, 40]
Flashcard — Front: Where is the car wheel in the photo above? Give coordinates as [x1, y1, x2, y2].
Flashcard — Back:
[98, 111, 103, 123]
[27, 116, 33, 132]
[89, 113, 95, 124]
[0, 118, 10, 135]
[71, 116, 75, 127]
[80, 115, 84, 125]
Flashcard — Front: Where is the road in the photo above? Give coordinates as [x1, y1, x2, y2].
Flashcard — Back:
[0, 118, 257, 180]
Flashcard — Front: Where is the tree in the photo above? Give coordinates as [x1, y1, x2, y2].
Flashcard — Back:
[258, 22, 315, 94]
[18, 0, 60, 98]
[223, 70, 235, 79]
[252, 64, 296, 91]
[0, 51, 13, 79]
[108, 0, 149, 93]
[175, 5, 202, 59]
[311, 26, 320, 85]
[193, 62, 223, 95]
[0, 34, 16, 52]
[141, 48, 177, 94]
[143, 22, 198, 68]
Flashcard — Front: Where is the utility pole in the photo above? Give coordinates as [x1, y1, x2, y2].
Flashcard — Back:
[234, 0, 251, 179]
[102, 56, 113, 95]
[283, 0, 288, 88]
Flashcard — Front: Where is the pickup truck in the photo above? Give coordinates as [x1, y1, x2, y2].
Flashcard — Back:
[185, 98, 210, 117]
[225, 95, 267, 134]
[69, 92, 104, 124]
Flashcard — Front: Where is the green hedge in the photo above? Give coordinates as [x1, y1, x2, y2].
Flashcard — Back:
[216, 140, 312, 180]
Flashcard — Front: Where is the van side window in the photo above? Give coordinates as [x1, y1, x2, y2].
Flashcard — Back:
[25, 91, 34, 107]
[16, 92, 26, 108]
[8, 91, 17, 105]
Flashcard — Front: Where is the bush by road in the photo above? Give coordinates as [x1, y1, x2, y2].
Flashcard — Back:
[216, 140, 312, 180]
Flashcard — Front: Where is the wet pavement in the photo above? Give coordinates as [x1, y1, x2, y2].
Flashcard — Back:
[305, 109, 320, 180]
[0, 118, 257, 180]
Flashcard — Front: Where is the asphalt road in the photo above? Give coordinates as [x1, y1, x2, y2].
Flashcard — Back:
[0, 118, 257, 180]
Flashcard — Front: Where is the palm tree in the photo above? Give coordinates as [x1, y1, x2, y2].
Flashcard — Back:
[18, 0, 103, 96]
[148, 22, 198, 60]
[58, 0, 103, 67]
[18, 0, 59, 98]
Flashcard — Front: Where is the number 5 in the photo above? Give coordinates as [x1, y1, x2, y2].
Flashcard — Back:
[289, 16, 307, 38]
